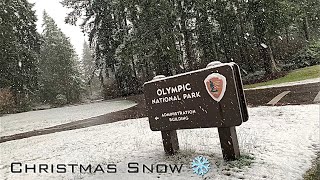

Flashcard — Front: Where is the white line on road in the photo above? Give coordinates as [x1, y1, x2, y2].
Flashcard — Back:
[313, 91, 320, 103]
[267, 91, 291, 106]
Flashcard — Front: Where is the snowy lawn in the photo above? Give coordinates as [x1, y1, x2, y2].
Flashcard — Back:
[0, 104, 319, 180]
[0, 100, 136, 137]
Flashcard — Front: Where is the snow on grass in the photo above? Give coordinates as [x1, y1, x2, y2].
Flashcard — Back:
[0, 104, 319, 180]
[0, 100, 136, 137]
[245, 77, 320, 90]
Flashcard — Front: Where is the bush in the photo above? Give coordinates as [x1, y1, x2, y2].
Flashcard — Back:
[283, 41, 320, 71]
[54, 94, 68, 107]
[0, 88, 14, 114]
[242, 70, 266, 84]
[115, 63, 142, 96]
[102, 79, 120, 99]
[17, 95, 33, 112]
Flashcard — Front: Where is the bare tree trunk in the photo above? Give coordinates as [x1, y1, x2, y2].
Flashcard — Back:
[236, 1, 254, 72]
[221, 32, 231, 61]
[302, 16, 310, 41]
[214, 42, 220, 60]
[268, 40, 280, 73]
[285, 27, 290, 45]
[178, 0, 194, 71]
[131, 57, 137, 78]
[178, 35, 186, 73]
[250, 0, 275, 75]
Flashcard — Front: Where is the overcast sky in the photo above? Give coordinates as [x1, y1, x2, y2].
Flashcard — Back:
[28, 0, 85, 57]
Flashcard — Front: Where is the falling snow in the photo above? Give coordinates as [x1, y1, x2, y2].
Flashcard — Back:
[260, 43, 268, 48]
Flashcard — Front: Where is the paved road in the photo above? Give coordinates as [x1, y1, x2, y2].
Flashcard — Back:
[245, 82, 320, 106]
[1, 82, 319, 143]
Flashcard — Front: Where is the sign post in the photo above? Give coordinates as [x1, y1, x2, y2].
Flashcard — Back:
[152, 75, 180, 155]
[144, 62, 248, 161]
[161, 130, 179, 155]
[218, 127, 240, 160]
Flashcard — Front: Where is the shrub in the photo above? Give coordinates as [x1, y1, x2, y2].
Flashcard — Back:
[102, 79, 120, 99]
[54, 94, 68, 107]
[283, 41, 320, 71]
[242, 70, 266, 84]
[0, 88, 14, 114]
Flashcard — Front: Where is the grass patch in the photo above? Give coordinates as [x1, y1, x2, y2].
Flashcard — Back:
[245, 65, 320, 89]
[164, 149, 217, 165]
[227, 154, 255, 169]
[166, 151, 255, 169]
[304, 152, 320, 180]
[213, 154, 255, 170]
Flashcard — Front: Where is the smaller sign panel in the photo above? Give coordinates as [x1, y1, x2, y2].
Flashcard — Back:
[144, 63, 248, 131]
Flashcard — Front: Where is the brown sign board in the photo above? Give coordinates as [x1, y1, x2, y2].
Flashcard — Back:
[144, 63, 248, 131]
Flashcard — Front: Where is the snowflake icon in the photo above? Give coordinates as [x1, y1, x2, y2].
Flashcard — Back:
[191, 156, 211, 176]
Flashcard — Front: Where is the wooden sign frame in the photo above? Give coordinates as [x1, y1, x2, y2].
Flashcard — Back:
[143, 62, 248, 160]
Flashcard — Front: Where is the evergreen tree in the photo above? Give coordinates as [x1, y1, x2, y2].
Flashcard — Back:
[81, 41, 101, 98]
[0, 0, 41, 108]
[82, 41, 95, 84]
[39, 11, 83, 105]
[62, 0, 320, 97]
[289, 0, 320, 41]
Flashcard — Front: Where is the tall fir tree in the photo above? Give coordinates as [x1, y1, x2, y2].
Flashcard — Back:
[0, 0, 41, 108]
[39, 11, 83, 104]
[81, 41, 101, 97]
[82, 41, 95, 84]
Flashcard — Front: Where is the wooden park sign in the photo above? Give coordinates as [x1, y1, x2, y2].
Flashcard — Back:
[143, 62, 249, 161]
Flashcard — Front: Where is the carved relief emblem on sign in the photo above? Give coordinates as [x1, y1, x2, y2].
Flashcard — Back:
[204, 73, 227, 102]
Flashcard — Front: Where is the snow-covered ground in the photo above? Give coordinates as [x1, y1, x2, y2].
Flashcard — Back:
[0, 104, 319, 180]
[0, 100, 136, 137]
[245, 77, 320, 90]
